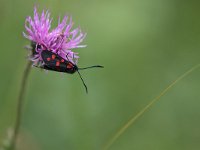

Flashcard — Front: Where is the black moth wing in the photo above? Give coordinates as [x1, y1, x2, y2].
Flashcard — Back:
[41, 50, 66, 72]
[41, 50, 77, 74]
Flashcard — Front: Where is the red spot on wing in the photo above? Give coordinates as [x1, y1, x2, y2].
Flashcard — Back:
[67, 63, 73, 69]
[52, 54, 56, 60]
[56, 61, 60, 67]
[61, 59, 64, 63]
[47, 58, 51, 61]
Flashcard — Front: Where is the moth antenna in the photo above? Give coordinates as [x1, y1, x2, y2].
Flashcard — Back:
[77, 70, 88, 93]
[78, 65, 104, 70]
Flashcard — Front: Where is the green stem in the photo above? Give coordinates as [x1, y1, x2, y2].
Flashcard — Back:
[9, 61, 32, 150]
[102, 64, 200, 150]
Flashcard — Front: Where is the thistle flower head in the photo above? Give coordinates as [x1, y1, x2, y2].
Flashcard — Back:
[23, 7, 86, 64]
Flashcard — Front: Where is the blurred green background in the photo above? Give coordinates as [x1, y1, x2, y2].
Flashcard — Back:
[0, 0, 200, 150]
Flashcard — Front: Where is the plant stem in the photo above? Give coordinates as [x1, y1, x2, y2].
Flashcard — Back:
[102, 63, 200, 150]
[9, 61, 32, 150]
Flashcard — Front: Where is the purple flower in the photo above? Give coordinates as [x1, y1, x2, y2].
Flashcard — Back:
[23, 7, 86, 65]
